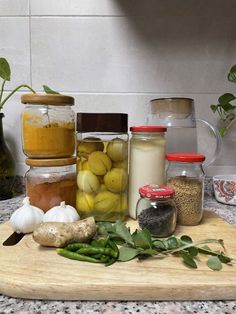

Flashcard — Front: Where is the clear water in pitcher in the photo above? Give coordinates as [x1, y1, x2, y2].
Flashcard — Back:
[165, 127, 197, 153]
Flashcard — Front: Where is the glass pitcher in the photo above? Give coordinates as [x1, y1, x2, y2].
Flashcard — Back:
[146, 98, 221, 166]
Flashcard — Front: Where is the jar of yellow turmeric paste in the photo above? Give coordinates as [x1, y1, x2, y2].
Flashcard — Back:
[21, 94, 75, 158]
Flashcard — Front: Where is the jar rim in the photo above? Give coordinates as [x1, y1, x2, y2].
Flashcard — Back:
[130, 126, 167, 133]
[166, 152, 205, 163]
[25, 157, 76, 167]
[21, 93, 74, 106]
[139, 184, 175, 199]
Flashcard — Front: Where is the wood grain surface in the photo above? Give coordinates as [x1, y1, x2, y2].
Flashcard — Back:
[0, 210, 236, 301]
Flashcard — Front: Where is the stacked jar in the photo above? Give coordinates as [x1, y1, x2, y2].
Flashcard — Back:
[76, 113, 128, 222]
[21, 94, 77, 212]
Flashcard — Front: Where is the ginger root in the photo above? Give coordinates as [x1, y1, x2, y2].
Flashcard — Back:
[33, 216, 96, 247]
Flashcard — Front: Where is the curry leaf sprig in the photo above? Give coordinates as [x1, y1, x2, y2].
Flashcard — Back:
[97, 221, 235, 271]
[211, 65, 236, 137]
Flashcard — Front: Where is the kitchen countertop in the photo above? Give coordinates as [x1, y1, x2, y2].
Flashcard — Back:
[0, 188, 236, 314]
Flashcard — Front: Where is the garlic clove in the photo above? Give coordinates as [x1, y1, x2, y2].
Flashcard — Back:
[43, 202, 80, 223]
[10, 197, 44, 234]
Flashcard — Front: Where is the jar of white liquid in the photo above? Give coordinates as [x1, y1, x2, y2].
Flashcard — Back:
[128, 126, 167, 219]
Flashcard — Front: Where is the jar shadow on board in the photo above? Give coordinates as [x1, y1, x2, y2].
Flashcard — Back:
[136, 184, 177, 237]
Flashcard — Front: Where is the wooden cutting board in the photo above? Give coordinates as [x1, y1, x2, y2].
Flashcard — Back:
[0, 210, 236, 301]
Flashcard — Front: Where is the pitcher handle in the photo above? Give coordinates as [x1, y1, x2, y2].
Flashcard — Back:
[195, 118, 222, 167]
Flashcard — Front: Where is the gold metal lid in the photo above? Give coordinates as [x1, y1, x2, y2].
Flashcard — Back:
[25, 157, 76, 167]
[21, 94, 74, 106]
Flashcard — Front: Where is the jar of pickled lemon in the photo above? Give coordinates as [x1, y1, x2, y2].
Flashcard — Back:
[76, 113, 128, 221]
[21, 94, 75, 158]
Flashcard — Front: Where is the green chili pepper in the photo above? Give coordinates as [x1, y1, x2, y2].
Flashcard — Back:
[65, 243, 91, 252]
[57, 248, 102, 263]
[76, 247, 118, 258]
[91, 239, 108, 248]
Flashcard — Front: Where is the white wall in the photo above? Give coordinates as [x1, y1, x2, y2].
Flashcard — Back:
[1, 0, 236, 176]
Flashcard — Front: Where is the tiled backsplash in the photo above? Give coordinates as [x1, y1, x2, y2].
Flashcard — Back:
[1, 0, 236, 176]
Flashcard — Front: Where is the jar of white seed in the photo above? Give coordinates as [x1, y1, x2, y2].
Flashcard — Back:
[166, 152, 205, 226]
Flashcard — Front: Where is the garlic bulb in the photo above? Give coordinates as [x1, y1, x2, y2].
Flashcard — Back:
[10, 197, 44, 234]
[43, 201, 80, 223]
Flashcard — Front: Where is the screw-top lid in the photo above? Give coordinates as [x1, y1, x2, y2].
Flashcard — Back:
[139, 184, 175, 199]
[77, 113, 128, 132]
[25, 157, 76, 167]
[166, 152, 206, 162]
[21, 94, 74, 106]
[130, 126, 167, 132]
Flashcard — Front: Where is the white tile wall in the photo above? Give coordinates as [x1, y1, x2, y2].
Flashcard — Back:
[1, 0, 236, 176]
[31, 16, 236, 93]
[0, 0, 29, 16]
[0, 17, 30, 90]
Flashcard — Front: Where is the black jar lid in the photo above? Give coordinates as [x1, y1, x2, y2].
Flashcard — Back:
[77, 113, 128, 133]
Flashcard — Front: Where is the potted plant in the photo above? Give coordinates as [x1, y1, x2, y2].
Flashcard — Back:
[211, 65, 236, 137]
[0, 57, 36, 200]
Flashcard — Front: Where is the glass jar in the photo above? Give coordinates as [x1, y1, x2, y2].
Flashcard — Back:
[128, 126, 167, 219]
[25, 157, 76, 212]
[166, 152, 205, 226]
[136, 184, 176, 237]
[21, 94, 75, 158]
[76, 112, 128, 221]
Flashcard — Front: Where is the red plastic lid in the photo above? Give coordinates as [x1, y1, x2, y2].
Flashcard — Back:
[139, 184, 175, 199]
[166, 152, 206, 162]
[130, 126, 167, 133]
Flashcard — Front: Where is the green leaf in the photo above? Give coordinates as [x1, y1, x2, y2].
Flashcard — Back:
[211, 104, 218, 113]
[139, 248, 158, 256]
[218, 93, 236, 106]
[0, 58, 11, 81]
[219, 127, 227, 137]
[114, 221, 134, 246]
[207, 256, 222, 271]
[132, 229, 152, 249]
[118, 247, 142, 262]
[180, 235, 193, 244]
[96, 221, 115, 236]
[43, 85, 60, 94]
[166, 236, 179, 250]
[228, 65, 236, 83]
[221, 102, 235, 112]
[218, 253, 232, 264]
[188, 246, 198, 257]
[179, 251, 198, 268]
[152, 239, 167, 250]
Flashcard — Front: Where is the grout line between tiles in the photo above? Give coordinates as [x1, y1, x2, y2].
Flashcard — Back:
[29, 0, 33, 88]
[2, 90, 223, 96]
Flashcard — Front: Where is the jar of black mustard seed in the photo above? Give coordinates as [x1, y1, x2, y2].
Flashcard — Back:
[136, 184, 177, 237]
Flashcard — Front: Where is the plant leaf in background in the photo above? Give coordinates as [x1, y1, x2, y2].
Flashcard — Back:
[228, 65, 236, 83]
[211, 65, 236, 137]
[0, 58, 11, 81]
[43, 85, 60, 94]
[207, 256, 222, 271]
